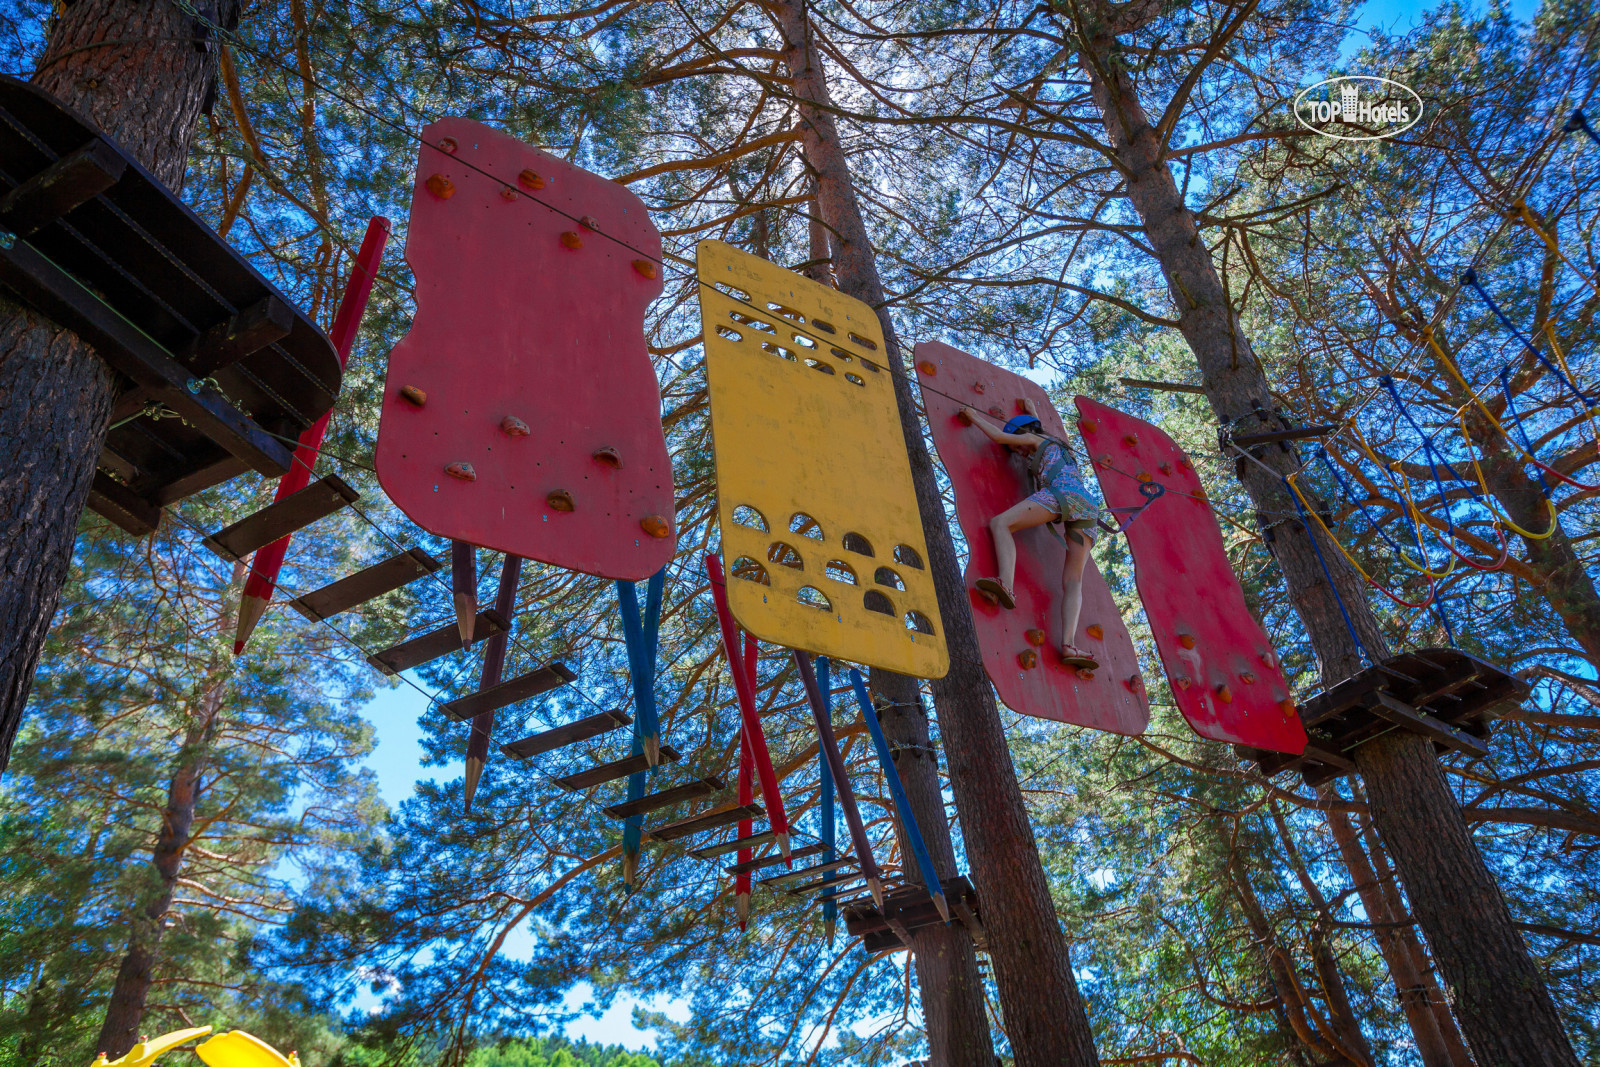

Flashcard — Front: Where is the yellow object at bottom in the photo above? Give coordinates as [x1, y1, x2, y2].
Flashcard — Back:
[93, 1027, 214, 1067]
[197, 1031, 300, 1067]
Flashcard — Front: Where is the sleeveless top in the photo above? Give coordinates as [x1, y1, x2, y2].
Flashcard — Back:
[1027, 437, 1102, 528]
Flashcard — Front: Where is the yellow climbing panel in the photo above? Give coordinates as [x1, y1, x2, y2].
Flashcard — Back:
[91, 1028, 214, 1067]
[697, 240, 948, 678]
[197, 1031, 300, 1067]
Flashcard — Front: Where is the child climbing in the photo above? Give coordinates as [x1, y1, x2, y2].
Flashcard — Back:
[960, 399, 1103, 669]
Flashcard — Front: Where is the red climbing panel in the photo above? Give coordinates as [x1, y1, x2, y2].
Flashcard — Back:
[375, 118, 675, 580]
[1075, 398, 1306, 754]
[915, 342, 1148, 734]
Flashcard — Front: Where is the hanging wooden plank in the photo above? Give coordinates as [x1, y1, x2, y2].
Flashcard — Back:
[724, 843, 825, 876]
[288, 548, 441, 622]
[601, 776, 725, 819]
[366, 609, 509, 675]
[688, 829, 777, 860]
[203, 475, 360, 562]
[500, 709, 632, 760]
[648, 803, 764, 842]
[440, 661, 576, 722]
[554, 745, 682, 791]
[758, 857, 858, 889]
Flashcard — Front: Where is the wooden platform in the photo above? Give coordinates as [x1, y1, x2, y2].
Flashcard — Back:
[289, 548, 441, 622]
[554, 746, 681, 791]
[366, 610, 510, 675]
[1236, 648, 1527, 787]
[439, 661, 576, 722]
[501, 709, 632, 760]
[0, 76, 340, 531]
[844, 876, 983, 954]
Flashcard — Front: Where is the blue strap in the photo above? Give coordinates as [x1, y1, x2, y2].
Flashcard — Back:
[1380, 376, 1472, 559]
[1285, 477, 1375, 667]
[848, 669, 946, 920]
[817, 658, 837, 939]
[1461, 268, 1595, 407]
[615, 568, 667, 883]
[1498, 369, 1556, 497]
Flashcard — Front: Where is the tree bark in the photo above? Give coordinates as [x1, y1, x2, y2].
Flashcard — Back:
[1320, 789, 1472, 1066]
[870, 668, 997, 1067]
[773, 5, 1103, 1063]
[95, 671, 226, 1057]
[0, 0, 237, 772]
[1065, 6, 1577, 1062]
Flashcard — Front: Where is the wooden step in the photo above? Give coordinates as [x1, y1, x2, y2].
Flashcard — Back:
[289, 547, 440, 622]
[501, 709, 632, 760]
[648, 803, 764, 842]
[441, 661, 576, 722]
[203, 474, 359, 562]
[602, 776, 725, 820]
[725, 843, 825, 876]
[689, 830, 776, 861]
[793, 875, 868, 899]
[366, 609, 509, 675]
[758, 857, 857, 889]
[554, 745, 682, 791]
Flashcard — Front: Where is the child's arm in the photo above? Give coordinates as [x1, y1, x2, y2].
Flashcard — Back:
[961, 406, 1033, 448]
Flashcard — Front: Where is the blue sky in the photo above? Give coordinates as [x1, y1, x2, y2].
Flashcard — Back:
[351, 0, 1545, 1050]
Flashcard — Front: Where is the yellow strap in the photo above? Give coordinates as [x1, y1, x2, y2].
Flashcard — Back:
[1346, 425, 1457, 578]
[1512, 200, 1598, 295]
[1285, 472, 1380, 585]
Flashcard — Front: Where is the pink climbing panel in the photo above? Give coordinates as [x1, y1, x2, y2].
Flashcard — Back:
[915, 342, 1148, 734]
[376, 118, 675, 581]
[1075, 398, 1305, 754]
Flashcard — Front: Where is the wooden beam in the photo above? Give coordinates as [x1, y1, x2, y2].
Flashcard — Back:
[85, 471, 160, 536]
[554, 745, 682, 791]
[440, 661, 576, 722]
[289, 548, 441, 622]
[0, 240, 294, 475]
[0, 137, 125, 236]
[1119, 376, 1205, 394]
[602, 776, 725, 820]
[501, 708, 632, 761]
[366, 610, 509, 675]
[183, 294, 294, 376]
[202, 473, 360, 561]
[1364, 691, 1490, 759]
[647, 803, 763, 842]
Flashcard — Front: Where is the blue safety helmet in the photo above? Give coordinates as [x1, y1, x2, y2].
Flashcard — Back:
[1003, 414, 1043, 435]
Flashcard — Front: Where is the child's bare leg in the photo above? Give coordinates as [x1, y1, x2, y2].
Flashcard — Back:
[1060, 532, 1093, 646]
[988, 500, 1059, 592]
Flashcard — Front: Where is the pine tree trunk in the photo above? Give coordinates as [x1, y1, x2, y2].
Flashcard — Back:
[95, 673, 226, 1057]
[774, 6, 1103, 1063]
[870, 668, 996, 1067]
[1320, 790, 1471, 1066]
[0, 0, 236, 772]
[1069, 11, 1577, 1063]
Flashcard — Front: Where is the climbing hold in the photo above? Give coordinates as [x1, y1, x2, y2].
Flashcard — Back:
[1216, 684, 1233, 703]
[580, 214, 600, 230]
[917, 360, 937, 375]
[399, 384, 427, 407]
[1076, 667, 1094, 680]
[1178, 633, 1195, 649]
[1018, 649, 1038, 669]
[1159, 462, 1174, 475]
[1124, 673, 1144, 693]
[426, 174, 455, 200]
[1024, 628, 1046, 646]
[1080, 419, 1098, 433]
[500, 415, 530, 437]
[1123, 433, 1139, 447]
[518, 169, 546, 189]
[633, 259, 658, 279]
[438, 137, 458, 154]
[972, 381, 986, 394]
[988, 406, 1004, 417]
[1240, 671, 1257, 684]
[956, 408, 973, 425]
[1085, 624, 1104, 640]
[547, 489, 575, 511]
[640, 514, 671, 538]
[1097, 454, 1113, 468]
[445, 461, 476, 481]
[1176, 676, 1191, 689]
[593, 445, 624, 468]
[1137, 471, 1153, 483]
[1279, 698, 1297, 718]
[560, 231, 583, 249]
